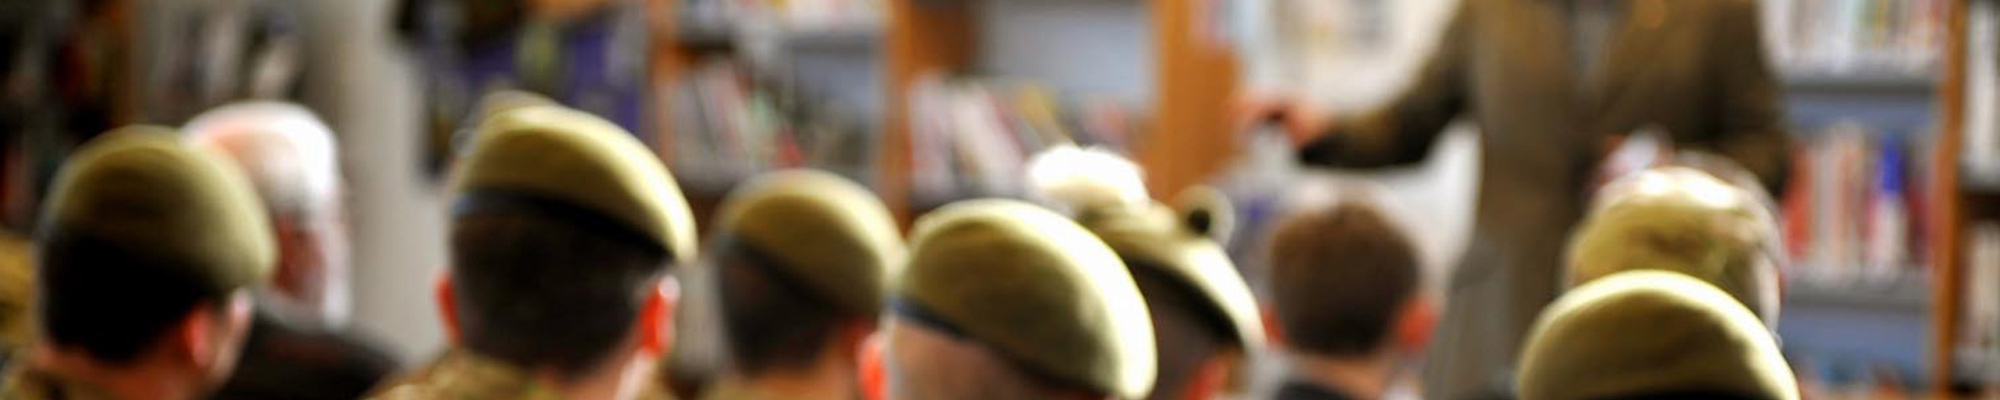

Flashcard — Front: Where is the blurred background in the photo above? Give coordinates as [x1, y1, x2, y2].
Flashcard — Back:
[0, 0, 1996, 398]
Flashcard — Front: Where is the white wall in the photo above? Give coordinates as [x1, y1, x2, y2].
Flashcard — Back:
[976, 0, 1154, 107]
[301, 0, 448, 363]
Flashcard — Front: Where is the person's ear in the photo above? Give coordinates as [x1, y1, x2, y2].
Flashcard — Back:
[857, 332, 887, 400]
[1393, 296, 1438, 355]
[177, 301, 221, 369]
[434, 272, 460, 344]
[1260, 304, 1287, 348]
[638, 277, 680, 357]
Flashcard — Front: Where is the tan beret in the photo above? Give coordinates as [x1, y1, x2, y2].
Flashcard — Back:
[714, 169, 904, 317]
[898, 200, 1155, 399]
[1568, 166, 1781, 326]
[1075, 198, 1262, 354]
[42, 127, 276, 294]
[1517, 270, 1797, 400]
[452, 106, 697, 261]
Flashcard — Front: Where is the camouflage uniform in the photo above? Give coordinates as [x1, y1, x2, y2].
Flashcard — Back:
[366, 351, 562, 400]
[0, 366, 118, 400]
[693, 380, 768, 400]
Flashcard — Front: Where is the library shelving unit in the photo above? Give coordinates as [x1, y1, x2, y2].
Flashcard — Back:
[1935, 0, 2000, 394]
[650, 0, 1239, 228]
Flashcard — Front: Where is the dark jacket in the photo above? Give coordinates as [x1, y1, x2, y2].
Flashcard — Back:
[209, 311, 400, 400]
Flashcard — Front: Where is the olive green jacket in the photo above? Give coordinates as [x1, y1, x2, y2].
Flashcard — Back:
[1298, 0, 1788, 398]
[364, 350, 563, 400]
[0, 367, 117, 400]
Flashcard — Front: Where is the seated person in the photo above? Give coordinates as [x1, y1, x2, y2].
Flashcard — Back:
[701, 170, 904, 400]
[866, 200, 1156, 400]
[1515, 270, 1797, 400]
[365, 105, 697, 400]
[1262, 200, 1436, 400]
[1566, 166, 1783, 327]
[6, 128, 276, 400]
[1026, 145, 1265, 400]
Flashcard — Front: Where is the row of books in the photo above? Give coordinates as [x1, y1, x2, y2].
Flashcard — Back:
[1966, 0, 2000, 179]
[678, 0, 882, 32]
[665, 60, 877, 190]
[1962, 223, 2000, 387]
[906, 74, 1141, 204]
[1780, 124, 1931, 285]
[1767, 0, 1945, 75]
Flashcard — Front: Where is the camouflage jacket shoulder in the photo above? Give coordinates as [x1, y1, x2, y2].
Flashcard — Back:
[364, 350, 563, 400]
[0, 365, 118, 400]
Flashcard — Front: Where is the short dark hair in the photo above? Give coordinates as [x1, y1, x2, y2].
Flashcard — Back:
[713, 237, 857, 375]
[1264, 203, 1419, 358]
[449, 193, 670, 376]
[1127, 262, 1230, 400]
[38, 229, 223, 364]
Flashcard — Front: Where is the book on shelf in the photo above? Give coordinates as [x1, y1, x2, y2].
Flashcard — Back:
[905, 74, 1142, 204]
[668, 60, 874, 189]
[1967, 0, 2000, 177]
[1782, 123, 1931, 285]
[676, 0, 882, 32]
[1768, 0, 1944, 76]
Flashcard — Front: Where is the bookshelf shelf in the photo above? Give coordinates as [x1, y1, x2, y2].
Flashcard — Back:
[1783, 73, 1939, 96]
[1786, 273, 1934, 313]
[1966, 166, 2000, 194]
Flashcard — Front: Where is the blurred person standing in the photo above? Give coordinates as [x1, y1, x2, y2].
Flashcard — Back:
[861, 200, 1156, 400]
[1239, 1, 1793, 398]
[1027, 146, 1266, 400]
[696, 170, 903, 400]
[4, 128, 274, 400]
[1261, 200, 1437, 400]
[365, 105, 695, 400]
[183, 102, 399, 400]
[1515, 270, 1796, 400]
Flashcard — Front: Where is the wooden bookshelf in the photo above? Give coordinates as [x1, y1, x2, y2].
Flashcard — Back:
[1140, 0, 1239, 200]
[1933, 0, 1972, 394]
[883, 0, 975, 227]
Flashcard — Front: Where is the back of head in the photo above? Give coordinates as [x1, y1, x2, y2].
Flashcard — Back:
[893, 200, 1155, 399]
[1568, 166, 1781, 326]
[1516, 270, 1796, 400]
[446, 105, 695, 376]
[37, 128, 275, 363]
[183, 101, 341, 219]
[1026, 145, 1262, 399]
[184, 101, 350, 325]
[710, 169, 904, 375]
[1263, 201, 1420, 358]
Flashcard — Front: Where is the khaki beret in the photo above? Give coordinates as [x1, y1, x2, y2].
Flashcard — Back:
[1568, 166, 1781, 326]
[898, 200, 1156, 399]
[1075, 198, 1262, 354]
[1517, 270, 1797, 400]
[42, 127, 276, 295]
[714, 169, 904, 317]
[451, 106, 697, 261]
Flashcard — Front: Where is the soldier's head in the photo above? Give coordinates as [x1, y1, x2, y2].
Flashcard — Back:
[1263, 200, 1434, 365]
[36, 128, 274, 393]
[184, 101, 351, 326]
[439, 105, 696, 382]
[1568, 166, 1782, 327]
[709, 170, 903, 383]
[872, 200, 1155, 400]
[1027, 146, 1263, 400]
[1517, 270, 1797, 400]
